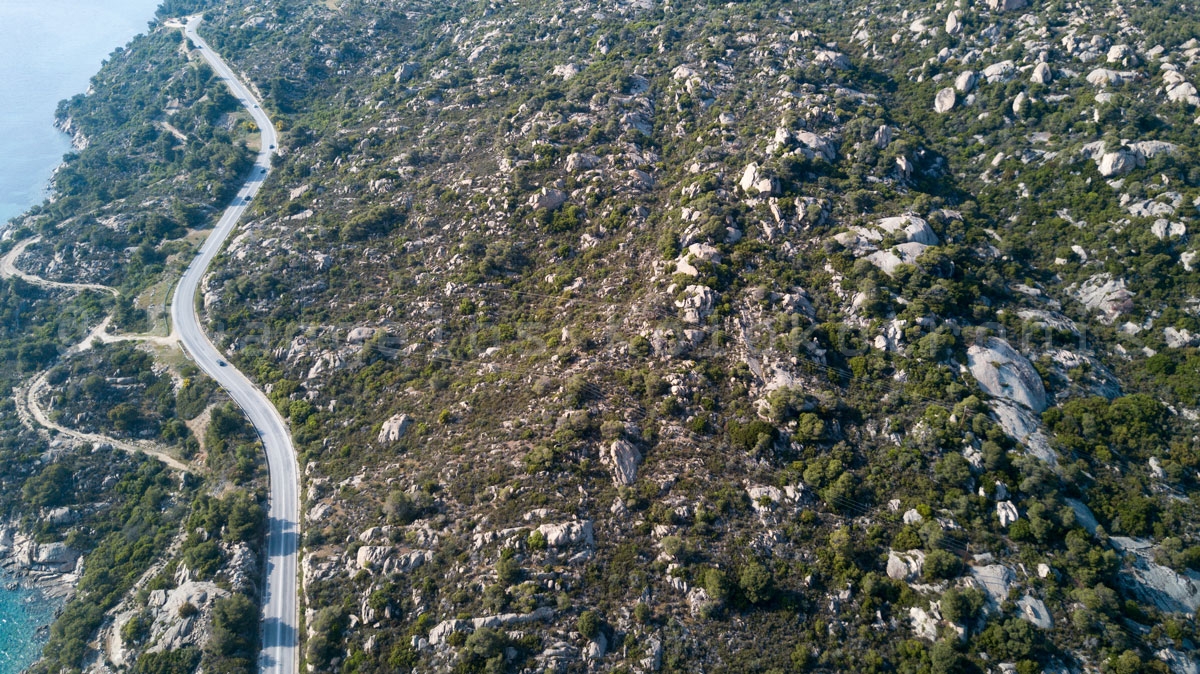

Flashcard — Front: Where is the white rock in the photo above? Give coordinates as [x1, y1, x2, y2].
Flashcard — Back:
[982, 60, 1016, 83]
[1012, 92, 1029, 116]
[970, 565, 1015, 608]
[565, 153, 599, 172]
[537, 520, 594, 548]
[909, 605, 939, 640]
[357, 545, 390, 570]
[1031, 62, 1052, 84]
[394, 62, 418, 83]
[986, 0, 1028, 11]
[967, 337, 1047, 412]
[997, 500, 1020, 527]
[738, 162, 778, 195]
[1072, 274, 1134, 323]
[903, 508, 924, 524]
[873, 124, 893, 148]
[934, 87, 957, 113]
[888, 549, 926, 582]
[1017, 595, 1053, 629]
[674, 285, 717, 324]
[1099, 150, 1139, 177]
[813, 50, 851, 69]
[602, 440, 643, 486]
[1087, 68, 1139, 87]
[552, 63, 582, 80]
[378, 414, 411, 443]
[945, 10, 963, 35]
[955, 70, 978, 93]
[529, 187, 568, 210]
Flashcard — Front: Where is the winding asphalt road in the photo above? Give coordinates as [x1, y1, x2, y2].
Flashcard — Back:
[171, 17, 299, 674]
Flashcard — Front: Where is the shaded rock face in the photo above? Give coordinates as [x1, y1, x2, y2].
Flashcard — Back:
[602, 439, 642, 486]
[967, 337, 1047, 412]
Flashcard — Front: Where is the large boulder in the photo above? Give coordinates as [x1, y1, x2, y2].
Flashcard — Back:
[955, 70, 979, 93]
[529, 187, 568, 210]
[1072, 274, 1134, 323]
[738, 163, 778, 196]
[887, 549, 926, 582]
[378, 414, 411, 443]
[986, 0, 1028, 11]
[1098, 150, 1139, 177]
[1018, 595, 1053, 629]
[934, 87, 957, 114]
[537, 520, 594, 548]
[967, 337, 1047, 412]
[982, 60, 1016, 83]
[602, 439, 643, 486]
[1031, 62, 1052, 84]
[945, 10, 963, 35]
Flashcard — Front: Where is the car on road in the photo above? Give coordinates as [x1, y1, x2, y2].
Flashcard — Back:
[217, 360, 226, 366]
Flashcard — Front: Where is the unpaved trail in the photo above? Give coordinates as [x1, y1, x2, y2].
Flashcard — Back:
[1, 236, 118, 295]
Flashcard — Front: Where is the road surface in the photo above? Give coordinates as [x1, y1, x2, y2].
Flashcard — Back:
[172, 17, 299, 674]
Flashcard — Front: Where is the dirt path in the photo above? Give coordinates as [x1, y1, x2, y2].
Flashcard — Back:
[16, 371, 190, 473]
[0, 236, 118, 295]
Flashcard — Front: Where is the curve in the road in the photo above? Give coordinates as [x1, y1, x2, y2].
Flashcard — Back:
[171, 17, 300, 674]
[1, 236, 118, 295]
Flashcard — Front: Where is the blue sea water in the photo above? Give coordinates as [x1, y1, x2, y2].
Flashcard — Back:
[0, 0, 163, 224]
[0, 2, 162, 670]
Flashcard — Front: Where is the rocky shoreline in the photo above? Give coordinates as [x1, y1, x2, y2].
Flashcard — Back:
[0, 522, 79, 604]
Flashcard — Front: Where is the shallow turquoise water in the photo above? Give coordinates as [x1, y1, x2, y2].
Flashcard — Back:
[0, 570, 58, 674]
[0, 1, 163, 670]
[0, 0, 164, 224]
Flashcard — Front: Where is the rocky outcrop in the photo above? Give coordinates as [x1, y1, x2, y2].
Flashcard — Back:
[601, 439, 642, 486]
[377, 414, 411, 443]
[1071, 274, 1134, 323]
[887, 549, 925, 582]
[967, 337, 1047, 412]
[536, 520, 594, 548]
[986, 0, 1027, 11]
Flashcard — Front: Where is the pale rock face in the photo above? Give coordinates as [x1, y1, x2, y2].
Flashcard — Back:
[794, 131, 837, 162]
[1072, 274, 1134, 323]
[945, 10, 963, 35]
[876, 215, 940, 246]
[982, 60, 1016, 83]
[996, 500, 1020, 527]
[1099, 150, 1139, 177]
[887, 549, 926, 581]
[675, 285, 717, 324]
[537, 520, 594, 548]
[1120, 555, 1200, 614]
[357, 545, 390, 570]
[1018, 595, 1053, 629]
[873, 124, 893, 148]
[565, 153, 599, 172]
[934, 87, 957, 113]
[955, 70, 978, 93]
[686, 587, 712, 615]
[738, 162, 779, 195]
[909, 605, 940, 640]
[552, 63, 581, 80]
[866, 242, 929, 275]
[1031, 62, 1052, 84]
[986, 0, 1027, 11]
[529, 187, 568, 210]
[1013, 92, 1029, 115]
[1087, 68, 1139, 87]
[967, 337, 1048, 412]
[602, 439, 643, 486]
[902, 508, 924, 524]
[813, 49, 851, 69]
[1165, 327, 1198, 348]
[393, 62, 418, 83]
[674, 242, 722, 276]
[378, 414, 411, 443]
[971, 565, 1016, 608]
